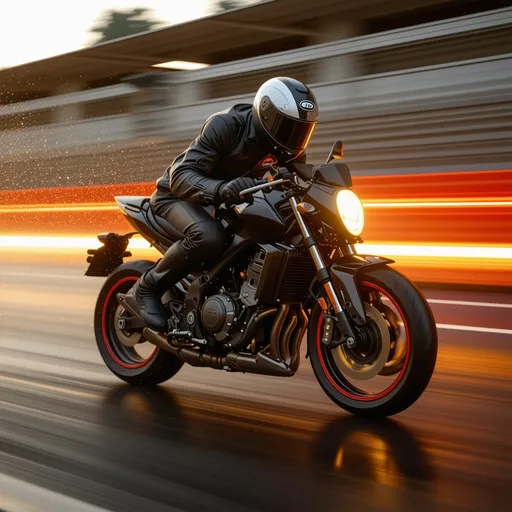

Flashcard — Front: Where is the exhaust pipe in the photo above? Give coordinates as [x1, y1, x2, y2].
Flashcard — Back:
[142, 328, 294, 377]
[289, 307, 308, 372]
[228, 307, 277, 350]
[225, 352, 293, 377]
[279, 311, 297, 364]
[270, 304, 289, 360]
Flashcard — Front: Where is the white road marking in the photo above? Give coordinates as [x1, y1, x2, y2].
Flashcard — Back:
[359, 243, 512, 259]
[437, 324, 512, 335]
[427, 298, 512, 309]
[383, 296, 512, 309]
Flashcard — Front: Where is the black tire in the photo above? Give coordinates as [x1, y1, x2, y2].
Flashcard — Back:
[94, 260, 183, 386]
[308, 266, 437, 418]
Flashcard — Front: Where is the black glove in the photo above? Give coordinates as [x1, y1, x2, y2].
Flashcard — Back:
[218, 177, 265, 205]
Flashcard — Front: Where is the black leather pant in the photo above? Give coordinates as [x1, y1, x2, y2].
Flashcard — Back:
[150, 195, 228, 268]
[126, 195, 228, 331]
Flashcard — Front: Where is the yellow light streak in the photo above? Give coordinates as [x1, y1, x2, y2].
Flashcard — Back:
[1, 199, 511, 215]
[0, 236, 151, 249]
[0, 204, 119, 213]
[0, 236, 510, 260]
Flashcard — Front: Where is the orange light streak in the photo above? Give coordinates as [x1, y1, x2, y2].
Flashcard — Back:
[1, 170, 509, 287]
[0, 170, 509, 208]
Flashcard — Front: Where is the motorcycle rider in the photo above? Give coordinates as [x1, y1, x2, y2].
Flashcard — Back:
[125, 77, 319, 332]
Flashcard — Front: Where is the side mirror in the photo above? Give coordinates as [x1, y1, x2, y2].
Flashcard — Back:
[326, 140, 344, 164]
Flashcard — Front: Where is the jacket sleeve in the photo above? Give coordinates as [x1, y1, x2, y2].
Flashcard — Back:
[169, 114, 233, 204]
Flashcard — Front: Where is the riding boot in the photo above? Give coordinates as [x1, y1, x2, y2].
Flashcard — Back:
[124, 242, 191, 332]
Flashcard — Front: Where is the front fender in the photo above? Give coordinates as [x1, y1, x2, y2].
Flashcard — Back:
[329, 254, 394, 325]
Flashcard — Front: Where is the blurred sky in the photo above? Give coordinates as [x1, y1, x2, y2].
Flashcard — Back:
[0, 1, 255, 68]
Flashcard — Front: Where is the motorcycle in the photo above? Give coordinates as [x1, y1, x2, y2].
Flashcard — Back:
[86, 141, 437, 417]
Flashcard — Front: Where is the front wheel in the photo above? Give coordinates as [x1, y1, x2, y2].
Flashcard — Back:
[309, 266, 437, 417]
[94, 260, 184, 386]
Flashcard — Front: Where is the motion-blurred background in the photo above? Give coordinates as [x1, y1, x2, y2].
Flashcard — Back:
[0, 1, 511, 511]
[0, 0, 511, 286]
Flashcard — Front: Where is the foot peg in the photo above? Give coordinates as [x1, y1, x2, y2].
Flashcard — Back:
[168, 330, 208, 347]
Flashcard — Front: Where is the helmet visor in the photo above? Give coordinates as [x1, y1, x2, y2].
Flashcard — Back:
[261, 105, 317, 150]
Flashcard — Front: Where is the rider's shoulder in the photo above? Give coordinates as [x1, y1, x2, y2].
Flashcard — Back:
[202, 104, 252, 137]
[210, 104, 251, 125]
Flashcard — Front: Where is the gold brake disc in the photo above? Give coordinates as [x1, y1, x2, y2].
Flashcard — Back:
[114, 304, 142, 347]
[378, 305, 407, 376]
[332, 302, 391, 381]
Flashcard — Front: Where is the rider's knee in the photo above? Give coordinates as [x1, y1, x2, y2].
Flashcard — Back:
[185, 221, 227, 261]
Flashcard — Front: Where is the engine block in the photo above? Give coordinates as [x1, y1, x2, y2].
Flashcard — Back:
[201, 293, 239, 342]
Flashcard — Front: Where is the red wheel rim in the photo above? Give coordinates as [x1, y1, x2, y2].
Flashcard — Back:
[101, 276, 158, 369]
[316, 281, 411, 402]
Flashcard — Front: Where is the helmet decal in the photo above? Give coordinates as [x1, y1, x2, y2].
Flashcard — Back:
[299, 100, 315, 111]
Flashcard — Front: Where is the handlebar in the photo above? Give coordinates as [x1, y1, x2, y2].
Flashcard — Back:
[239, 178, 290, 199]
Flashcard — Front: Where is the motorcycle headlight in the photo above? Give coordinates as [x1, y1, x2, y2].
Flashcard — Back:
[336, 189, 365, 236]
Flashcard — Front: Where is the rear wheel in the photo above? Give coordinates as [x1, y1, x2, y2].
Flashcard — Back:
[308, 266, 437, 417]
[94, 260, 183, 386]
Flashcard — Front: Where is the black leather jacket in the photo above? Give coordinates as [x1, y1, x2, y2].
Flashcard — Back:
[155, 104, 304, 205]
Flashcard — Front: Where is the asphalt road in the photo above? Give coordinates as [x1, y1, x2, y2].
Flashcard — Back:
[0, 253, 511, 512]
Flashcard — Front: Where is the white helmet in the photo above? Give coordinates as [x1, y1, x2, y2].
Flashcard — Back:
[252, 77, 318, 163]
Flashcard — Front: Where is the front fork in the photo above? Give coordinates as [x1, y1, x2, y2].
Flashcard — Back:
[289, 197, 357, 347]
